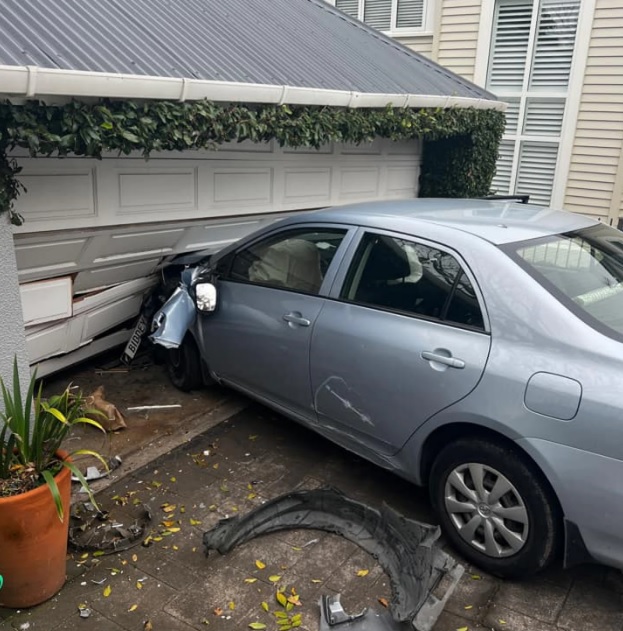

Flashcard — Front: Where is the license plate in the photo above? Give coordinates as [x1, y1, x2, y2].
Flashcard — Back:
[121, 314, 149, 364]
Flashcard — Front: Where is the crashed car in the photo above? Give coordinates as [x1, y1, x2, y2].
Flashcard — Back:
[150, 197, 623, 578]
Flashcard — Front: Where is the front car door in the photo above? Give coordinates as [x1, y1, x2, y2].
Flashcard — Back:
[197, 225, 352, 421]
[310, 229, 492, 455]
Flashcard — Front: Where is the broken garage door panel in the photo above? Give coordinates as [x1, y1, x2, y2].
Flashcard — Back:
[202, 488, 463, 629]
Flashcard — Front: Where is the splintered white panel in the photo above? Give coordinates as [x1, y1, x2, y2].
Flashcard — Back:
[212, 169, 273, 206]
[73, 259, 160, 292]
[386, 166, 418, 198]
[14, 238, 87, 280]
[14, 169, 95, 220]
[20, 277, 72, 326]
[340, 168, 380, 199]
[283, 168, 332, 205]
[118, 170, 197, 213]
[91, 228, 185, 262]
[81, 294, 144, 340]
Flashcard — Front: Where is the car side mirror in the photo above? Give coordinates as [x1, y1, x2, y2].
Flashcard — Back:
[195, 282, 217, 312]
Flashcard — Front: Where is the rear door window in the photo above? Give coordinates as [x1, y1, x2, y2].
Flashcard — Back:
[340, 232, 485, 330]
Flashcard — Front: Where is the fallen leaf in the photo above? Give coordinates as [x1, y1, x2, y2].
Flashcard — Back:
[162, 520, 176, 528]
[457, 627, 469, 631]
[136, 581, 143, 590]
[249, 435, 258, 440]
[245, 578, 258, 584]
[80, 552, 89, 560]
[378, 597, 389, 608]
[286, 602, 294, 612]
[356, 569, 369, 577]
[287, 595, 300, 606]
[163, 504, 177, 513]
[247, 493, 257, 500]
[292, 547, 302, 551]
[213, 607, 223, 616]
[103, 585, 112, 597]
[268, 575, 281, 583]
[499, 621, 507, 625]
[170, 476, 177, 482]
[311, 579, 322, 583]
[132, 554, 138, 562]
[167, 527, 181, 533]
[151, 481, 162, 488]
[276, 591, 287, 607]
[93, 551, 105, 557]
[172, 545, 179, 551]
[190, 518, 202, 526]
[229, 601, 236, 610]
[470, 574, 481, 580]
[128, 604, 138, 612]
[144, 622, 153, 631]
[213, 463, 219, 469]
[261, 601, 269, 612]
[180, 506, 186, 514]
[464, 605, 473, 610]
[275, 611, 288, 619]
[247, 483, 254, 490]
[248, 623, 267, 630]
[255, 560, 266, 569]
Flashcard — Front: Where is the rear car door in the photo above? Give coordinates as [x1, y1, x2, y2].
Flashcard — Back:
[197, 225, 351, 421]
[310, 229, 492, 455]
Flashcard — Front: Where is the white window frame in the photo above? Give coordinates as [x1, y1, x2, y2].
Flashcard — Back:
[326, 0, 433, 37]
[474, 0, 594, 209]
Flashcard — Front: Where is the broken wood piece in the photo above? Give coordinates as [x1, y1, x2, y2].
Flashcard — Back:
[85, 385, 127, 432]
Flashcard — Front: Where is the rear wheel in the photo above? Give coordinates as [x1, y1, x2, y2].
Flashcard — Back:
[166, 335, 204, 392]
[429, 438, 561, 578]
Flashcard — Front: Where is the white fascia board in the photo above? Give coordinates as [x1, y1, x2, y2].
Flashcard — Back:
[0, 64, 507, 111]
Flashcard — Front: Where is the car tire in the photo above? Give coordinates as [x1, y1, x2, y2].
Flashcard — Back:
[166, 334, 204, 392]
[429, 438, 560, 578]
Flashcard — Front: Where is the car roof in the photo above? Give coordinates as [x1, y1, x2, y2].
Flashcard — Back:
[304, 199, 598, 245]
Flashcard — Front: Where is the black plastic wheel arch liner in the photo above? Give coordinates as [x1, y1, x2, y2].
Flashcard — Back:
[203, 488, 463, 629]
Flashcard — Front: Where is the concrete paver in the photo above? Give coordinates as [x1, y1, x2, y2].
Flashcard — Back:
[1, 403, 622, 631]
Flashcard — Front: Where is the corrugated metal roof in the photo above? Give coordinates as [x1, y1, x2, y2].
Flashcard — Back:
[0, 0, 495, 100]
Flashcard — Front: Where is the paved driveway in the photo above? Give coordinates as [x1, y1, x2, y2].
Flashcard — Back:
[2, 404, 622, 631]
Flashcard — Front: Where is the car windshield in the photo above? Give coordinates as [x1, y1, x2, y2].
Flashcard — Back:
[508, 223, 623, 338]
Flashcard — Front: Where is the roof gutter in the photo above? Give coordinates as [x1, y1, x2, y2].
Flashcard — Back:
[0, 64, 507, 111]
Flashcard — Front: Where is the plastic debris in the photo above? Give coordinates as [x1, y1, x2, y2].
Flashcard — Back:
[203, 488, 464, 630]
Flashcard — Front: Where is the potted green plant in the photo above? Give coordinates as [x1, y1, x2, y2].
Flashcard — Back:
[0, 358, 107, 608]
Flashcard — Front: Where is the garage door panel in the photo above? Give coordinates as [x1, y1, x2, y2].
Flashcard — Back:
[73, 259, 160, 292]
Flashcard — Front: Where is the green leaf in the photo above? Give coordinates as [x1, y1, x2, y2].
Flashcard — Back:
[42, 469, 64, 521]
[248, 624, 267, 630]
[100, 121, 114, 130]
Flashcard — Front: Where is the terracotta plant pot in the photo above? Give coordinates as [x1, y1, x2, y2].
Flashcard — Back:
[0, 451, 71, 608]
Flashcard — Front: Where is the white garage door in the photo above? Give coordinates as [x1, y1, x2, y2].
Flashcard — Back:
[12, 137, 421, 373]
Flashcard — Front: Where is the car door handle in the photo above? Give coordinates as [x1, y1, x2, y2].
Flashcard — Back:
[282, 312, 311, 327]
[421, 351, 465, 369]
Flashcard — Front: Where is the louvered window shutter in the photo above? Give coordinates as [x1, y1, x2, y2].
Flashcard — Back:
[396, 0, 424, 28]
[515, 142, 559, 205]
[335, 0, 359, 18]
[530, 0, 580, 89]
[491, 140, 515, 195]
[364, 0, 392, 30]
[523, 98, 566, 135]
[488, 0, 532, 91]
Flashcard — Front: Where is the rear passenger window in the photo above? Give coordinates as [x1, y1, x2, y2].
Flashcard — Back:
[340, 233, 484, 330]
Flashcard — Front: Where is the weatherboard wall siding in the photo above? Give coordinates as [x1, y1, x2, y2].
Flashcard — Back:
[563, 0, 623, 222]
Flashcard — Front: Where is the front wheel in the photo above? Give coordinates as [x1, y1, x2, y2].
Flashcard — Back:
[429, 438, 561, 578]
[166, 335, 204, 392]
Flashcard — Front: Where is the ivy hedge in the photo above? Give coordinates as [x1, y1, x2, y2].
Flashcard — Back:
[0, 99, 505, 225]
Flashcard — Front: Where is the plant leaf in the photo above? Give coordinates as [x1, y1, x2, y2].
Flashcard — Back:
[41, 469, 64, 521]
[255, 560, 266, 569]
[248, 624, 267, 630]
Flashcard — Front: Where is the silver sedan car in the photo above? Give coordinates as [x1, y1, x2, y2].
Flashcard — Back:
[151, 198, 623, 578]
